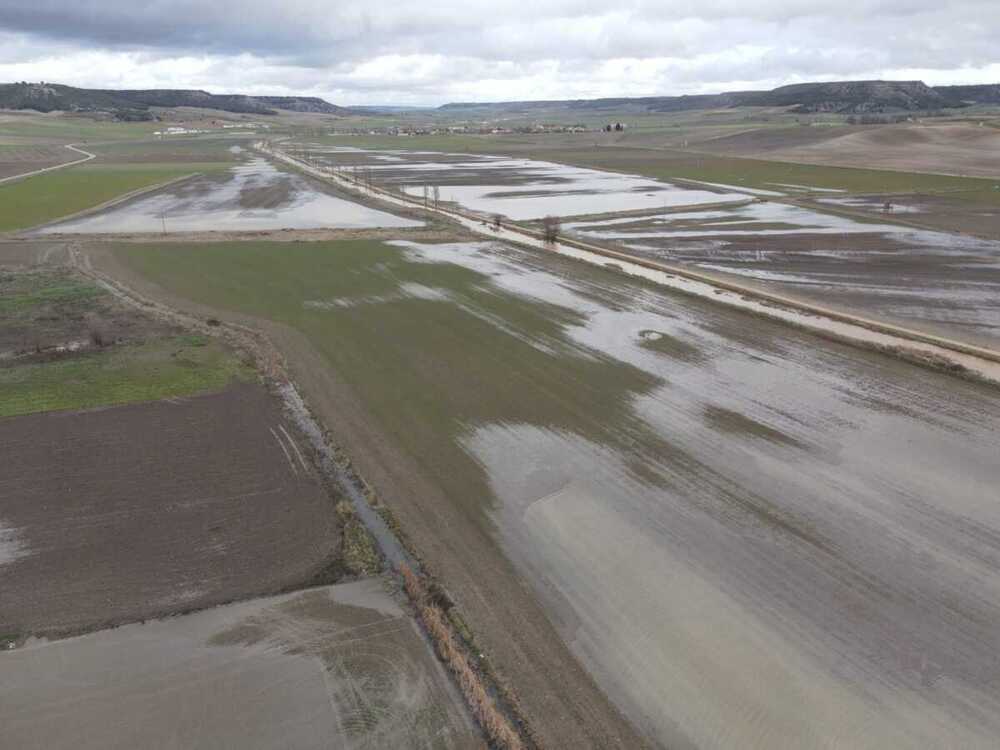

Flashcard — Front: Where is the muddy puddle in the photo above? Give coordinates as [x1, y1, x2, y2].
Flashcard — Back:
[0, 521, 29, 566]
[0, 580, 476, 749]
[395, 239, 1000, 748]
[565, 201, 907, 238]
[818, 195, 924, 213]
[37, 157, 422, 234]
[300, 145, 745, 219]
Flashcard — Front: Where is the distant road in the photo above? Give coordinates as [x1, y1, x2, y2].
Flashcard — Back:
[0, 144, 96, 185]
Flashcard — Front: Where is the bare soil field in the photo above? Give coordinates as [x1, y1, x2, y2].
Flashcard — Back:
[0, 145, 78, 180]
[693, 123, 865, 154]
[97, 237, 1000, 748]
[0, 264, 170, 355]
[0, 240, 68, 267]
[766, 123, 1000, 178]
[0, 580, 479, 749]
[0, 382, 341, 638]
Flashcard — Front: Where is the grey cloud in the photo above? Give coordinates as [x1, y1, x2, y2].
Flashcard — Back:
[1, 0, 998, 103]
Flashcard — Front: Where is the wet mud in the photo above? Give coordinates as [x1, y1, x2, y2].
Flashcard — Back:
[0, 581, 478, 749]
[399, 240, 1000, 749]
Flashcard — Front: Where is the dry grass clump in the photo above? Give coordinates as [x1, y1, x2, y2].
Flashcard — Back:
[400, 564, 524, 750]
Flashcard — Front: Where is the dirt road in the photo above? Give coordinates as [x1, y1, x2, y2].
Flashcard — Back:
[0, 144, 95, 185]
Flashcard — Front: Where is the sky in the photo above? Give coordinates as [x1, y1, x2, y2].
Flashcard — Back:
[1, 0, 998, 105]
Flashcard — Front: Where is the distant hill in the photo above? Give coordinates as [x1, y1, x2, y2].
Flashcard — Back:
[740, 81, 957, 113]
[0, 82, 348, 119]
[935, 84, 1000, 105]
[441, 80, 1000, 115]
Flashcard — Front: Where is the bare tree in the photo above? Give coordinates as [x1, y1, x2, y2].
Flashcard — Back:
[423, 184, 429, 207]
[542, 215, 560, 244]
[432, 185, 440, 208]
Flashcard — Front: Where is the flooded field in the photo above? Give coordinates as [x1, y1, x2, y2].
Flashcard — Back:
[407, 240, 1000, 749]
[300, 145, 744, 219]
[0, 580, 477, 749]
[37, 156, 421, 234]
[564, 201, 1000, 346]
[112, 236, 1000, 749]
[282, 143, 1000, 346]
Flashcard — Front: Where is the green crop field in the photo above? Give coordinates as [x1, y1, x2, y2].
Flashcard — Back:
[87, 137, 247, 164]
[0, 269, 254, 418]
[115, 239, 668, 523]
[0, 161, 229, 232]
[0, 336, 254, 418]
[0, 115, 161, 144]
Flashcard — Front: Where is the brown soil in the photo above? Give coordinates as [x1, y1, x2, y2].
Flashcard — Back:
[0, 161, 62, 180]
[766, 123, 1000, 179]
[0, 261, 172, 355]
[696, 124, 869, 154]
[0, 146, 78, 179]
[84, 242, 648, 750]
[0, 240, 68, 267]
[0, 382, 341, 638]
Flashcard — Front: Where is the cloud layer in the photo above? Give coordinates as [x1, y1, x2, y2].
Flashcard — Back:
[1, 1, 998, 105]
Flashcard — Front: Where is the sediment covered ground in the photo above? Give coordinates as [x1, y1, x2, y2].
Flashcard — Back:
[0, 580, 479, 749]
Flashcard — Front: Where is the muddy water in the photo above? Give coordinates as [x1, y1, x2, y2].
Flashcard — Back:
[38, 157, 422, 234]
[565, 202, 1000, 346]
[305, 146, 744, 219]
[0, 580, 476, 749]
[399, 240, 1000, 749]
[0, 522, 29, 566]
[565, 201, 908, 238]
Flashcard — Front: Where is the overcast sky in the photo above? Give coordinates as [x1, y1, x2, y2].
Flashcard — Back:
[1, 1, 998, 105]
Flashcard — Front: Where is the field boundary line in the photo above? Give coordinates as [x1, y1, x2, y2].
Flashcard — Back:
[11, 171, 203, 235]
[0, 143, 96, 186]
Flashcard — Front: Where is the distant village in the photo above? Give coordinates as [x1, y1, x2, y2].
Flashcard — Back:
[327, 122, 602, 137]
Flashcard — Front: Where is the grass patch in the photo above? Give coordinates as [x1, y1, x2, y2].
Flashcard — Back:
[0, 162, 229, 232]
[0, 270, 103, 316]
[87, 137, 244, 164]
[335, 501, 382, 576]
[0, 336, 255, 418]
[0, 115, 161, 143]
